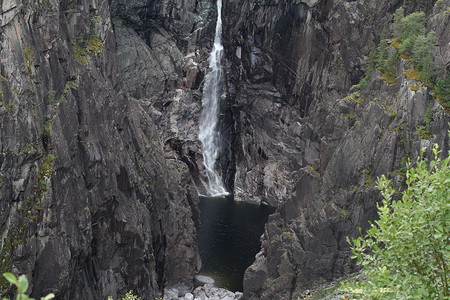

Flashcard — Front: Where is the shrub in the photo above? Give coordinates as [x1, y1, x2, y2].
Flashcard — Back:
[342, 145, 449, 299]
[87, 34, 104, 55]
[107, 291, 141, 300]
[416, 103, 434, 139]
[120, 291, 141, 300]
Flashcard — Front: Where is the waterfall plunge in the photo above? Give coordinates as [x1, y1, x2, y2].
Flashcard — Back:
[198, 0, 229, 197]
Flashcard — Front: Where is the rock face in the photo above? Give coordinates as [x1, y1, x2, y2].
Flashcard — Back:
[220, 0, 449, 299]
[0, 0, 201, 298]
[110, 0, 238, 195]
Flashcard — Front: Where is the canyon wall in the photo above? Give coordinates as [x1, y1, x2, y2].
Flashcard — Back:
[0, 0, 202, 298]
[221, 0, 448, 298]
[0, 0, 448, 299]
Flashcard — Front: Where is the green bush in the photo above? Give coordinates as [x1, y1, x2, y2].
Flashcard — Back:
[119, 291, 141, 300]
[342, 145, 449, 299]
[107, 291, 141, 300]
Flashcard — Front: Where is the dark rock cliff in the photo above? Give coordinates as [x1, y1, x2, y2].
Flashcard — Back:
[109, 0, 237, 196]
[221, 0, 449, 299]
[0, 0, 200, 298]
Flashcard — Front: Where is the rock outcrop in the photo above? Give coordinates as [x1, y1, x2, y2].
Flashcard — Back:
[165, 283, 244, 300]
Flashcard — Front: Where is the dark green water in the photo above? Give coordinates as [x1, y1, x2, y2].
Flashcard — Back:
[197, 196, 274, 292]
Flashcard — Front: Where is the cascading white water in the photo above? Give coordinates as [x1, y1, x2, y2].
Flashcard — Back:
[198, 0, 229, 196]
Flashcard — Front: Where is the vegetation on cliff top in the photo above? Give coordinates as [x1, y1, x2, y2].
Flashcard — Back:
[358, 8, 449, 111]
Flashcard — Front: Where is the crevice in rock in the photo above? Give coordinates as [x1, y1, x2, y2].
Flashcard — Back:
[218, 92, 237, 193]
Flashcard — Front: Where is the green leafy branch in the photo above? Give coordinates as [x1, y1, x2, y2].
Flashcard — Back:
[341, 144, 449, 299]
[2, 273, 54, 300]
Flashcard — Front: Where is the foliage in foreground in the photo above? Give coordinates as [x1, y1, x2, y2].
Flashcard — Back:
[108, 291, 142, 300]
[342, 145, 449, 299]
[1, 273, 54, 300]
[2, 273, 141, 300]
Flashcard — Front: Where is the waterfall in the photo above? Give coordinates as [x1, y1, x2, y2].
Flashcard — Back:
[198, 0, 229, 196]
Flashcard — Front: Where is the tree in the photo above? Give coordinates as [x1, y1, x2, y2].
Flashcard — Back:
[412, 32, 436, 84]
[342, 145, 449, 299]
[392, 9, 426, 44]
[395, 10, 427, 58]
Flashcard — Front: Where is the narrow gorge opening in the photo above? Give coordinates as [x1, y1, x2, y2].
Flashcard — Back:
[196, 0, 275, 293]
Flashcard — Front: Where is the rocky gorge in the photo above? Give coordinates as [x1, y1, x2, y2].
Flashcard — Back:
[0, 0, 448, 299]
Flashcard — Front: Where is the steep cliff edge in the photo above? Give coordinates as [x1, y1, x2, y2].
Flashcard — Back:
[221, 0, 448, 298]
[0, 0, 200, 298]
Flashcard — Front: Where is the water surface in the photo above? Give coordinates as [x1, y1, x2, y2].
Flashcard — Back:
[197, 196, 274, 291]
